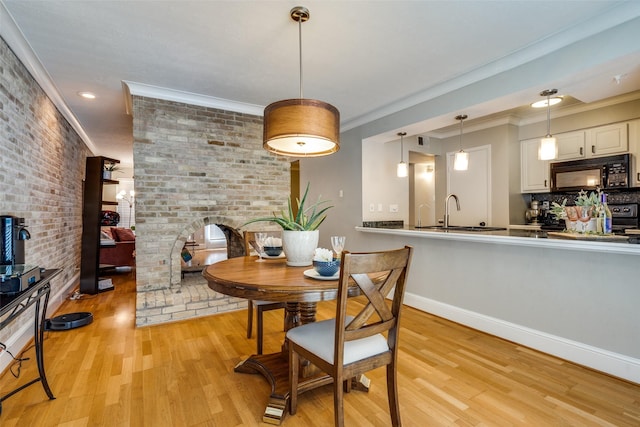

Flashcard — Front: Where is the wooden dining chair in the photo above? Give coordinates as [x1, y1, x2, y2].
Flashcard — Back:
[243, 230, 286, 355]
[287, 245, 413, 427]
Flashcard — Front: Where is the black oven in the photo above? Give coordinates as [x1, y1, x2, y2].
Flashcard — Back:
[550, 154, 629, 192]
[610, 203, 639, 232]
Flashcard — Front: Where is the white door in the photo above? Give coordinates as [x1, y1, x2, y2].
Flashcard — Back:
[446, 145, 491, 226]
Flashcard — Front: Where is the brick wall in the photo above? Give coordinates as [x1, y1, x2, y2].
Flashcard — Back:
[132, 96, 289, 325]
[0, 37, 91, 344]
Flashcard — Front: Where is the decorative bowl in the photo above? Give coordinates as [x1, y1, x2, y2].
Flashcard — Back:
[313, 259, 340, 277]
[263, 246, 283, 257]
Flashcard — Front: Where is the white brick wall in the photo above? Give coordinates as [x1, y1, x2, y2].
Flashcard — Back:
[132, 96, 290, 326]
[0, 37, 91, 346]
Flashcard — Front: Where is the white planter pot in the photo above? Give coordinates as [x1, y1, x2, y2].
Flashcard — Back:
[103, 170, 112, 180]
[283, 230, 319, 267]
[565, 218, 597, 233]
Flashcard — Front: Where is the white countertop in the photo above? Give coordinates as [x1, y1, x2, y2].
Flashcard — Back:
[355, 226, 640, 256]
[508, 224, 542, 230]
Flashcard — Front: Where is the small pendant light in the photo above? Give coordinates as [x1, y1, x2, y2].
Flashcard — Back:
[538, 89, 558, 160]
[397, 132, 408, 177]
[453, 114, 469, 171]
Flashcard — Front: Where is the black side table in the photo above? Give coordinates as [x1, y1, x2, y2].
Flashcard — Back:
[0, 268, 61, 415]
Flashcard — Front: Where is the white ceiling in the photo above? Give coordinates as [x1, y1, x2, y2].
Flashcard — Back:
[2, 1, 640, 165]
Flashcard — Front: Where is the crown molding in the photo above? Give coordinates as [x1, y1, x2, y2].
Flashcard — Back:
[0, 2, 98, 154]
[122, 81, 265, 117]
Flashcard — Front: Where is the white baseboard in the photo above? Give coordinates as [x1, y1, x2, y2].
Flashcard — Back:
[403, 292, 640, 384]
[0, 271, 78, 375]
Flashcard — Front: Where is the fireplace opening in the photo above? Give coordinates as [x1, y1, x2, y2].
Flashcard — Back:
[180, 224, 228, 278]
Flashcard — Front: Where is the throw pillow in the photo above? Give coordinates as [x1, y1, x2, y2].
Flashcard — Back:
[101, 210, 120, 226]
[113, 227, 136, 242]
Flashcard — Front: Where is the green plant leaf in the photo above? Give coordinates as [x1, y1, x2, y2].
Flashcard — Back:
[241, 182, 333, 231]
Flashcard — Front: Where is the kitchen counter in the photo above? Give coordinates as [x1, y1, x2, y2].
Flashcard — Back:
[353, 223, 640, 384]
[355, 225, 640, 256]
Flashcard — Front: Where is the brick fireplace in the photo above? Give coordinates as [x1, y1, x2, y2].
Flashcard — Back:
[132, 96, 289, 326]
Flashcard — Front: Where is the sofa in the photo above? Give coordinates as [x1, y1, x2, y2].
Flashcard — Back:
[100, 227, 135, 267]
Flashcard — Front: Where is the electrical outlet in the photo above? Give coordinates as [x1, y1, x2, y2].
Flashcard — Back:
[378, 204, 383, 212]
[369, 203, 375, 212]
[389, 204, 399, 213]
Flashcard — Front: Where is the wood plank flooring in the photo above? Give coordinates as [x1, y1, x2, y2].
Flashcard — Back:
[1, 272, 639, 426]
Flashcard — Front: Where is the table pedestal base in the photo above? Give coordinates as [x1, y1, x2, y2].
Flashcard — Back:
[235, 352, 333, 425]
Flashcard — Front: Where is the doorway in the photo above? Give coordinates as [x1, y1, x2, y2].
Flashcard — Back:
[290, 160, 300, 217]
[446, 144, 491, 226]
[409, 152, 436, 227]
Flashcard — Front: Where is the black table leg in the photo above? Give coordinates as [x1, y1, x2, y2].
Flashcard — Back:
[34, 284, 55, 400]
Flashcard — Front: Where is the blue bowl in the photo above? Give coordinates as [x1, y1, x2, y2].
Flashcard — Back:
[313, 259, 340, 276]
[263, 246, 283, 256]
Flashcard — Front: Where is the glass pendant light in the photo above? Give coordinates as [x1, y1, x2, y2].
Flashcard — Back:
[453, 114, 469, 171]
[263, 6, 340, 157]
[538, 89, 558, 161]
[397, 132, 408, 177]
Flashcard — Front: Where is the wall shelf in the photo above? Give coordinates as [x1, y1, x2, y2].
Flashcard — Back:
[80, 156, 119, 294]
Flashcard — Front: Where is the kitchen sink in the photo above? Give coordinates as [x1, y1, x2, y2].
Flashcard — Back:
[457, 226, 507, 232]
[414, 225, 506, 232]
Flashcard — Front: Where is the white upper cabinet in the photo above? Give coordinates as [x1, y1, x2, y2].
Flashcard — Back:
[555, 123, 627, 161]
[521, 138, 550, 193]
[585, 122, 628, 157]
[556, 130, 586, 160]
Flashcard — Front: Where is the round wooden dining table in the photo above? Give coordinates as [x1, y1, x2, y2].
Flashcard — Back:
[203, 255, 361, 424]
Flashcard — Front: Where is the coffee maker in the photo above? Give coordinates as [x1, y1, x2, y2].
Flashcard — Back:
[0, 215, 40, 294]
[525, 200, 541, 224]
[1, 215, 30, 265]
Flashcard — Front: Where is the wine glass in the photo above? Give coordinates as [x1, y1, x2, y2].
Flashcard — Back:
[331, 236, 346, 259]
[255, 233, 267, 262]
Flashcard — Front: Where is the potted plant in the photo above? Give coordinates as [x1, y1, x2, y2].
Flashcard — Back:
[550, 190, 601, 233]
[103, 163, 120, 180]
[243, 183, 333, 266]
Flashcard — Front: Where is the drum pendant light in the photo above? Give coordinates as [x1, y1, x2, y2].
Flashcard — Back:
[263, 6, 340, 157]
[397, 132, 408, 177]
[453, 114, 469, 171]
[538, 89, 558, 160]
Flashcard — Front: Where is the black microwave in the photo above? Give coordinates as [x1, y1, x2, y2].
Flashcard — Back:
[550, 153, 629, 192]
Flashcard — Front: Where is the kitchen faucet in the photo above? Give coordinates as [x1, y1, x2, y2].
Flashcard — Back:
[444, 194, 460, 228]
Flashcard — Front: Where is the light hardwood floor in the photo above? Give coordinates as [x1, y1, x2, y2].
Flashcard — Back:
[1, 272, 639, 426]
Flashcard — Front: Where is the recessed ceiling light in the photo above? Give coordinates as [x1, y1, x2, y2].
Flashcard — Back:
[531, 97, 562, 108]
[78, 91, 96, 99]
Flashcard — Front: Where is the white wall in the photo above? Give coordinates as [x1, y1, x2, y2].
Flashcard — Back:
[361, 138, 407, 221]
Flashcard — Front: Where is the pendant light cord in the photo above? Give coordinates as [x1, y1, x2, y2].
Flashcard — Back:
[455, 114, 467, 150]
[298, 15, 303, 99]
[398, 132, 406, 162]
[546, 93, 551, 137]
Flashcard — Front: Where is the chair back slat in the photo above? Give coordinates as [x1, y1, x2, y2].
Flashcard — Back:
[346, 273, 393, 330]
[344, 318, 396, 341]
